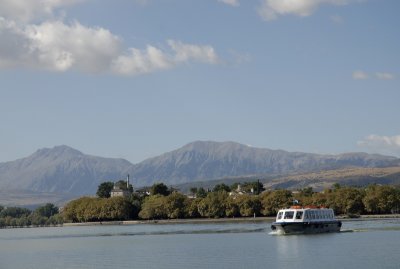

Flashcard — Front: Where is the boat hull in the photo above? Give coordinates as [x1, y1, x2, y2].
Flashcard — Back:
[271, 221, 342, 235]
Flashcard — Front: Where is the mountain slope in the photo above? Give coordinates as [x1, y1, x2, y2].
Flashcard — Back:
[173, 166, 400, 194]
[128, 141, 400, 186]
[0, 141, 399, 201]
[0, 145, 132, 195]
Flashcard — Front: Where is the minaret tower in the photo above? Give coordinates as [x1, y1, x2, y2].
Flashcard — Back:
[127, 174, 130, 189]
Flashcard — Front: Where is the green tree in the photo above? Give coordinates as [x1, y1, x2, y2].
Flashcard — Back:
[230, 182, 240, 191]
[96, 182, 115, 198]
[243, 181, 265, 194]
[150, 183, 170, 196]
[113, 180, 134, 192]
[16, 215, 31, 227]
[190, 187, 198, 196]
[31, 214, 47, 226]
[0, 207, 31, 218]
[126, 193, 142, 219]
[311, 190, 331, 207]
[260, 190, 293, 216]
[363, 185, 400, 214]
[300, 187, 314, 197]
[138, 195, 167, 219]
[213, 183, 231, 192]
[235, 194, 261, 217]
[196, 187, 207, 198]
[333, 183, 341, 190]
[63, 196, 136, 223]
[63, 197, 90, 223]
[46, 214, 64, 226]
[164, 192, 189, 219]
[34, 203, 59, 218]
[331, 187, 364, 215]
[225, 196, 240, 217]
[198, 191, 228, 218]
[186, 198, 202, 218]
[101, 197, 134, 221]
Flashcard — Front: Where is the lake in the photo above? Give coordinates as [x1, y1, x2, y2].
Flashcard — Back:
[1, 219, 400, 269]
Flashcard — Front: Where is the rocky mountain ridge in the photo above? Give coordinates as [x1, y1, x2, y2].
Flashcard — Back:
[126, 141, 399, 185]
[0, 141, 399, 202]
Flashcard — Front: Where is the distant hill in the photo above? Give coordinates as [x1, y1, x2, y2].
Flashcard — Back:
[0, 141, 399, 206]
[263, 167, 400, 191]
[128, 141, 400, 186]
[0, 145, 131, 196]
[173, 167, 400, 194]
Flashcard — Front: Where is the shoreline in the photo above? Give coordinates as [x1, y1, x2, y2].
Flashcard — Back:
[3, 214, 400, 229]
[63, 216, 275, 227]
[63, 214, 400, 227]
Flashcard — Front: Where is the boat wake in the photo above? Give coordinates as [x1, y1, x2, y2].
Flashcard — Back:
[8, 227, 268, 241]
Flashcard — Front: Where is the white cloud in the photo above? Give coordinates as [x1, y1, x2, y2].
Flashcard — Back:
[376, 72, 395, 80]
[168, 40, 219, 65]
[0, 19, 121, 72]
[112, 40, 219, 76]
[0, 18, 219, 75]
[258, 0, 351, 21]
[218, 0, 240, 7]
[0, 0, 83, 22]
[26, 20, 121, 72]
[358, 135, 400, 157]
[352, 71, 396, 81]
[0, 18, 29, 68]
[0, 0, 220, 76]
[112, 46, 173, 75]
[352, 70, 368, 80]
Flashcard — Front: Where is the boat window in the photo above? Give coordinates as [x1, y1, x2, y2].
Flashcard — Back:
[305, 211, 310, 219]
[277, 212, 283, 219]
[295, 211, 303, 219]
[284, 211, 294, 219]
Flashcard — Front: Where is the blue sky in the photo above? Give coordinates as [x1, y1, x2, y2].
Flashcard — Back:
[0, 0, 399, 163]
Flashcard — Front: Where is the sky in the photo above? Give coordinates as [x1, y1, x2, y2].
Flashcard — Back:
[0, 0, 399, 163]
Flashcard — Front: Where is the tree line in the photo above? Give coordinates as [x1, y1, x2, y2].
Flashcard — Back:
[62, 182, 400, 223]
[0, 203, 63, 228]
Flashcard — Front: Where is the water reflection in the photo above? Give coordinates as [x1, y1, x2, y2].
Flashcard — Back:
[0, 223, 268, 241]
[1, 220, 400, 269]
[275, 235, 301, 258]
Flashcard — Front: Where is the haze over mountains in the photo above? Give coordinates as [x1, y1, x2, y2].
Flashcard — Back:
[1, 141, 400, 205]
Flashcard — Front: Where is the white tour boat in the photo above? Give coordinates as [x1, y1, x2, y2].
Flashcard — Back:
[271, 206, 342, 234]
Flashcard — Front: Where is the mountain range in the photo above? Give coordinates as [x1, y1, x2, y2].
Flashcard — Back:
[1, 141, 399, 206]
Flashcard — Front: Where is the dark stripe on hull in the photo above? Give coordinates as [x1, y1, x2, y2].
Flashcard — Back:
[271, 221, 342, 234]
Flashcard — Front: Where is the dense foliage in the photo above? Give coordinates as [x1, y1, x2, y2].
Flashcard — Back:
[63, 196, 139, 222]
[150, 183, 170, 196]
[4, 183, 400, 227]
[61, 183, 400, 223]
[96, 181, 115, 198]
[0, 203, 62, 228]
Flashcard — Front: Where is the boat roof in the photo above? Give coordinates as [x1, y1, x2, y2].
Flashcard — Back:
[279, 206, 333, 211]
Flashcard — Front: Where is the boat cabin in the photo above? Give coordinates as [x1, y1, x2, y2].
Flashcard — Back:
[276, 207, 335, 223]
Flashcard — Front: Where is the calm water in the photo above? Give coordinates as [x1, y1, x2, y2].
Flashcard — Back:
[1, 219, 400, 269]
